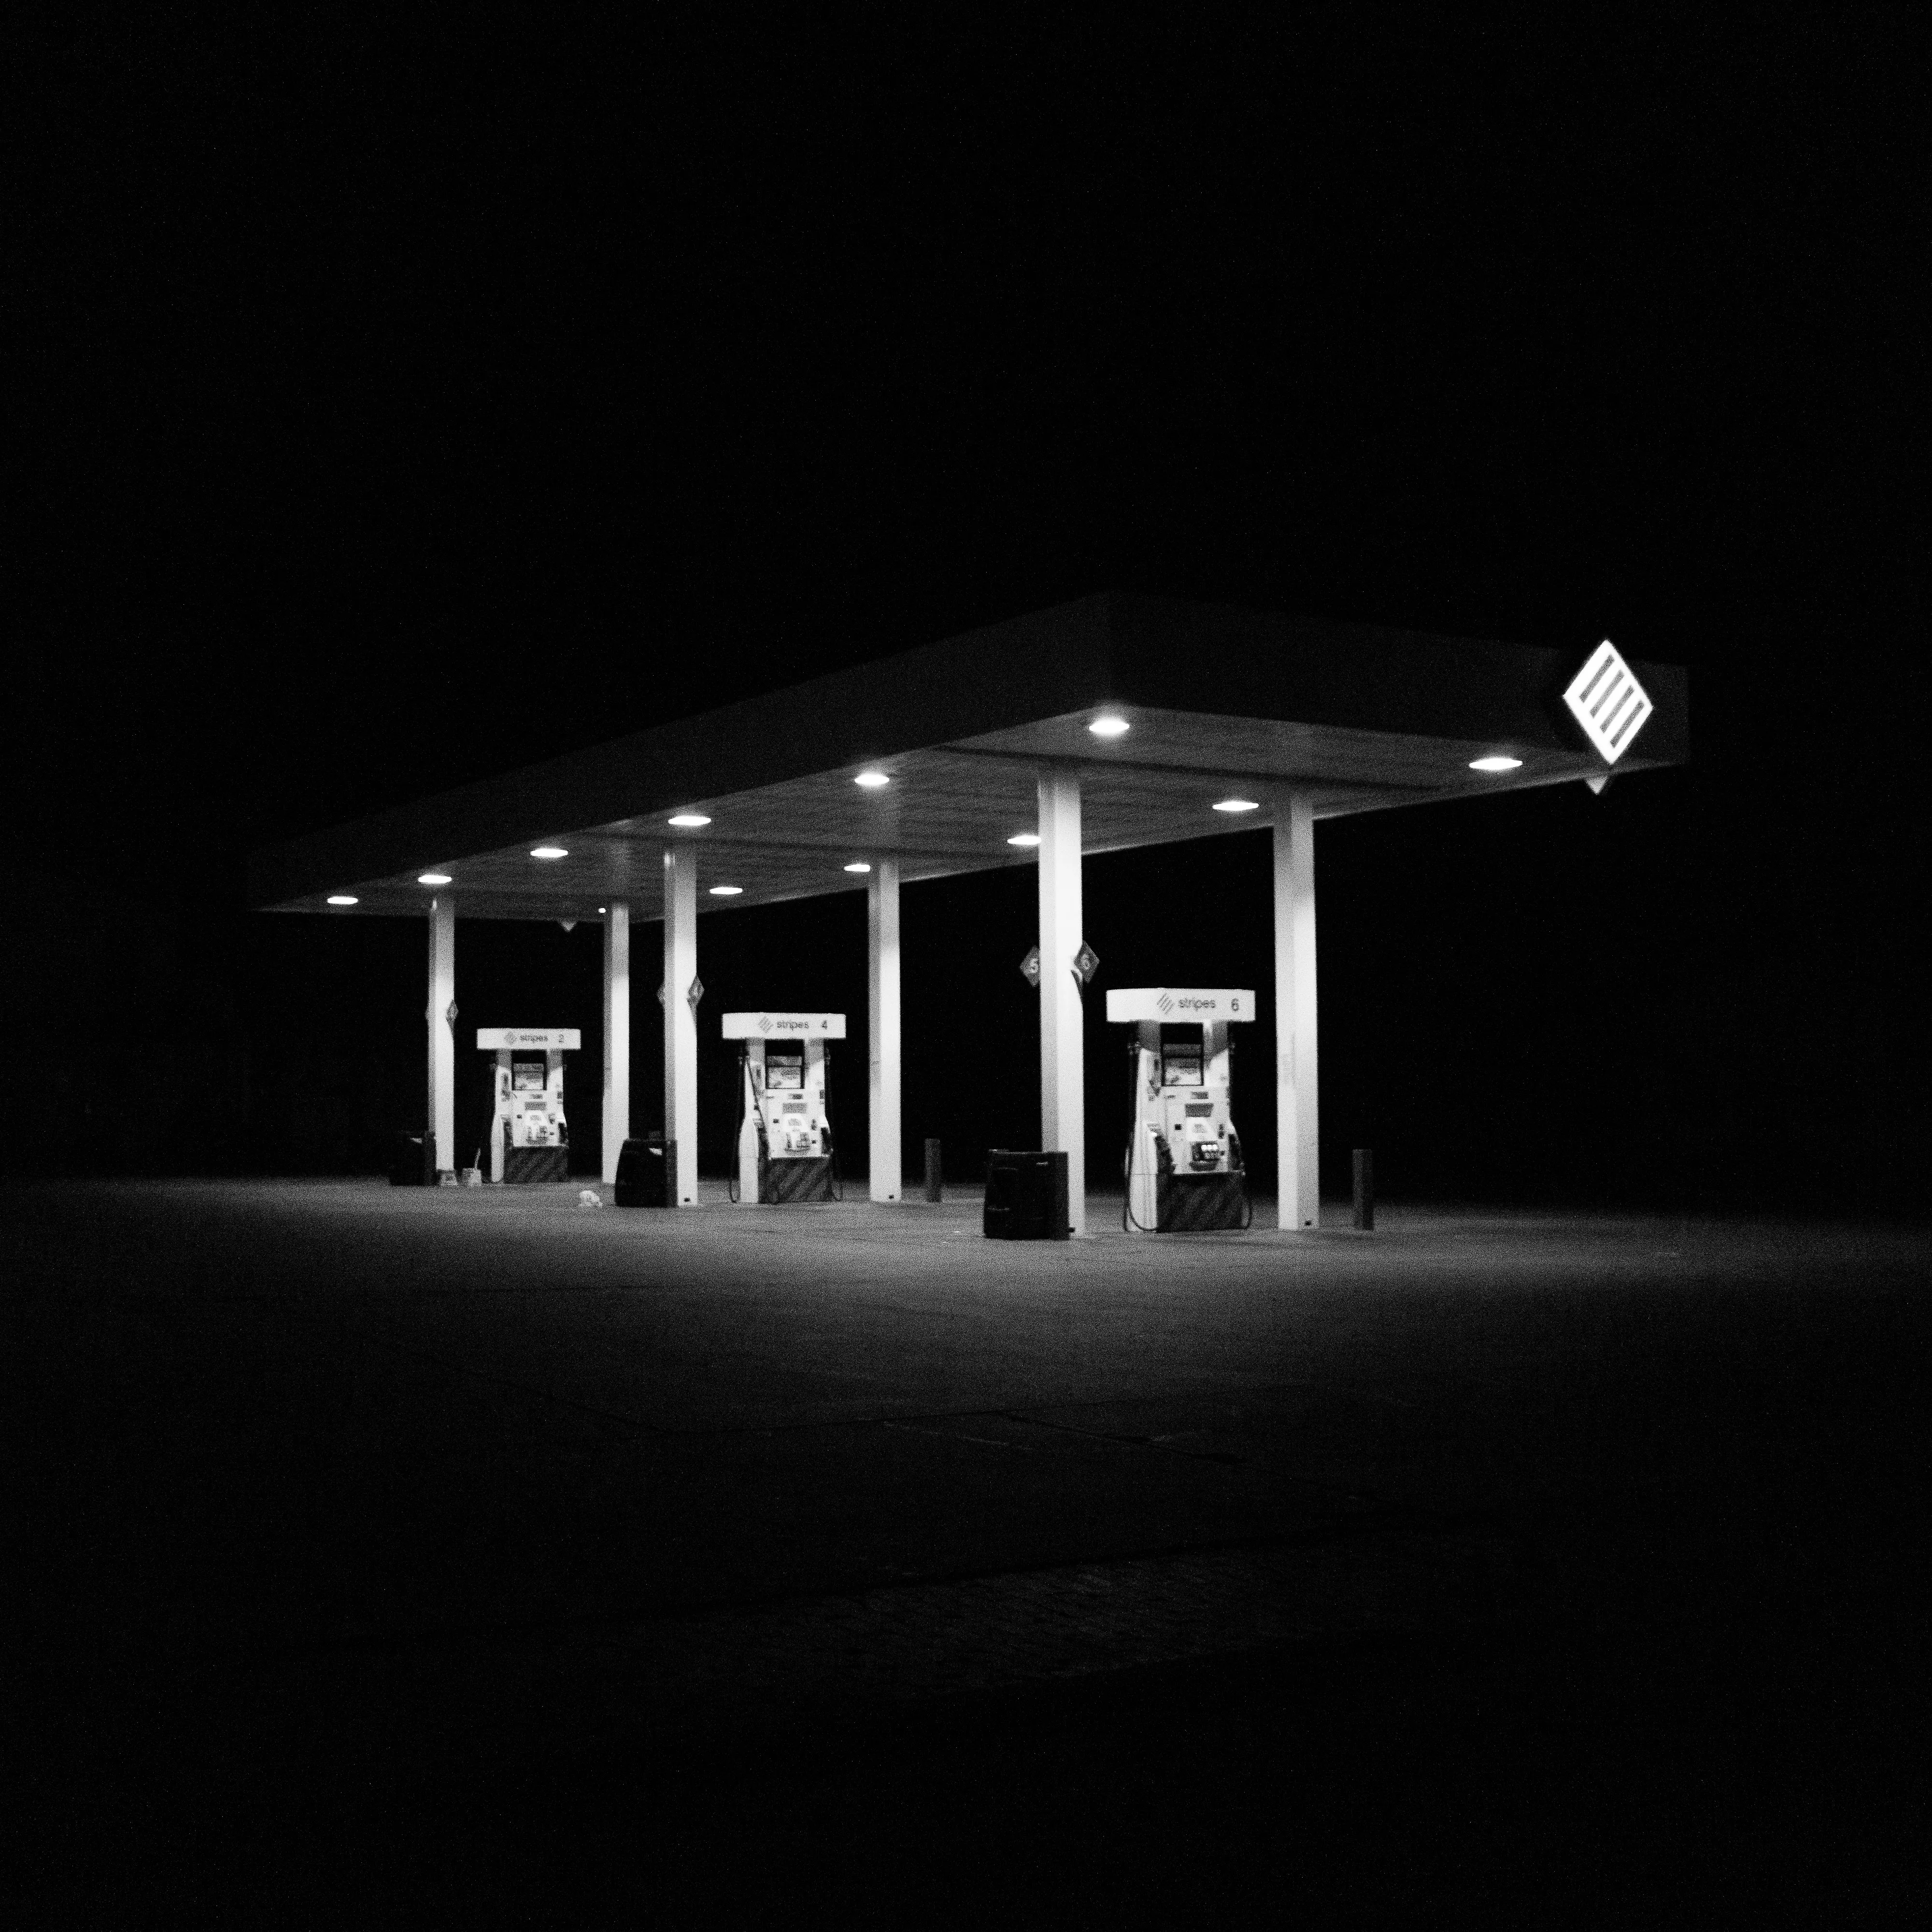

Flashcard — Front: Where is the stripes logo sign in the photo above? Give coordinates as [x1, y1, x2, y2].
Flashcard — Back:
[1563, 641, 1653, 765]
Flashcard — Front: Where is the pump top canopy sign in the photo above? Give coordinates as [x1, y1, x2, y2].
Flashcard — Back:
[475, 1028, 581, 1051]
[1104, 989, 1256, 1023]
[721, 1011, 848, 1039]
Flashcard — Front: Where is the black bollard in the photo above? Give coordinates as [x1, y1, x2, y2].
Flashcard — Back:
[924, 1138, 943, 1202]
[1352, 1148, 1375, 1231]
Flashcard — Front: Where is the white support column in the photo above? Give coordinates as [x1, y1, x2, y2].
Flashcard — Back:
[867, 859, 902, 1202]
[1037, 767, 1086, 1235]
[426, 892, 456, 1179]
[490, 1051, 508, 1184]
[662, 849, 699, 1205]
[1272, 790, 1320, 1230]
[601, 899, 630, 1184]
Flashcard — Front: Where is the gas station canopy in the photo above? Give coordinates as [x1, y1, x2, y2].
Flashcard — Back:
[249, 594, 1689, 921]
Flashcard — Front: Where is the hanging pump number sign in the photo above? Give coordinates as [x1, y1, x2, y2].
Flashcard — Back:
[1021, 943, 1100, 986]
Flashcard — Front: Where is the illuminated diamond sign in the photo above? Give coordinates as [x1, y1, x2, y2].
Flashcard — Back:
[1563, 640, 1653, 765]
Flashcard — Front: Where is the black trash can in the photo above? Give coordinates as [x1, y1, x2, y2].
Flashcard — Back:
[390, 1131, 434, 1187]
[613, 1135, 676, 1207]
[983, 1150, 1070, 1240]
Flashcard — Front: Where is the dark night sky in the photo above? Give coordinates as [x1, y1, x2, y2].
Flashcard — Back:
[5, 14, 1925, 1207]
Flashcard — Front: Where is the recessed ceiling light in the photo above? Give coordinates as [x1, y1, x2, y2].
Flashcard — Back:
[854, 770, 891, 789]
[597, 906, 606, 913]
[1469, 756, 1523, 773]
[530, 845, 568, 859]
[326, 894, 359, 906]
[1211, 799, 1260, 814]
[709, 884, 743, 896]
[667, 813, 711, 827]
[417, 872, 452, 885]
[1008, 832, 1042, 847]
[844, 862, 872, 873]
[1088, 715, 1130, 738]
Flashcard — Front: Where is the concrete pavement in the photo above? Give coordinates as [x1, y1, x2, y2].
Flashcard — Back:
[10, 1180, 1928, 1923]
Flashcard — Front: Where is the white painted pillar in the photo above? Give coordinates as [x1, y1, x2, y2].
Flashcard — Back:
[662, 848, 699, 1205]
[601, 899, 630, 1184]
[426, 892, 456, 1179]
[867, 858, 902, 1202]
[1037, 767, 1086, 1235]
[1272, 790, 1320, 1229]
[490, 1051, 508, 1184]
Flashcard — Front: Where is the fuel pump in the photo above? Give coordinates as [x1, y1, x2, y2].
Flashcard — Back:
[1103, 989, 1254, 1233]
[476, 1027, 580, 1183]
[721, 1011, 845, 1204]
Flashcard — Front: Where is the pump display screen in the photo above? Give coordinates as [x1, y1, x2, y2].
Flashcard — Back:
[511, 1059, 544, 1093]
[766, 1057, 804, 1090]
[1163, 1049, 1203, 1085]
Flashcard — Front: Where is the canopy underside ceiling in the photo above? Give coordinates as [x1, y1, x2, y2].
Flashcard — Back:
[266, 704, 1664, 923]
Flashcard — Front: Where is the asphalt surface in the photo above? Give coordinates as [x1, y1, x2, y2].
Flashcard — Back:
[9, 1180, 1928, 1924]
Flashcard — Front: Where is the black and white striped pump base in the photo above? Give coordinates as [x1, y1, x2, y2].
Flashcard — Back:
[1156, 1172, 1248, 1232]
[503, 1147, 569, 1184]
[760, 1155, 837, 1204]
